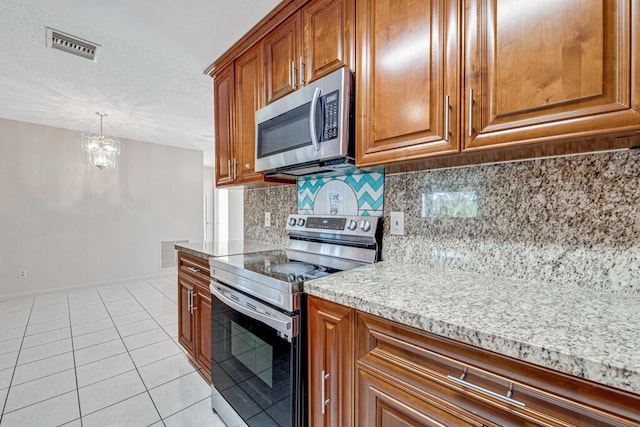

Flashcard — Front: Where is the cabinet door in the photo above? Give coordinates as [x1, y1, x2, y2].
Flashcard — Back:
[194, 290, 212, 383]
[355, 0, 460, 167]
[214, 64, 235, 186]
[302, 0, 354, 84]
[264, 11, 302, 104]
[308, 296, 354, 427]
[178, 278, 195, 355]
[235, 44, 264, 184]
[464, 0, 640, 150]
[357, 368, 488, 427]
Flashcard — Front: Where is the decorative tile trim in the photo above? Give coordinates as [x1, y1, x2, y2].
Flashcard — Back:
[297, 172, 384, 217]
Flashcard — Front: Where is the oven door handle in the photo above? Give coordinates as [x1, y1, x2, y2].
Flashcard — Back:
[210, 282, 293, 340]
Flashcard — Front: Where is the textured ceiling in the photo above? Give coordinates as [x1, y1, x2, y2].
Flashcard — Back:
[0, 0, 281, 166]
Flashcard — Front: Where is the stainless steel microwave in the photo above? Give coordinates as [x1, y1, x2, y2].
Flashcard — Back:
[255, 67, 354, 177]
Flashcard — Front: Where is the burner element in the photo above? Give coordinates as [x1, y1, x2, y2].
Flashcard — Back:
[268, 262, 325, 276]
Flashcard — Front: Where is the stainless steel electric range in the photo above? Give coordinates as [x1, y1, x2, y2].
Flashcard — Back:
[209, 214, 381, 427]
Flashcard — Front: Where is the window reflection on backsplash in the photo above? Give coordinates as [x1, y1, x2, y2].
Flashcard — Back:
[421, 191, 478, 218]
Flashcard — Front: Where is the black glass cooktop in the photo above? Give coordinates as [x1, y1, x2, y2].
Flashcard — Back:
[217, 249, 341, 284]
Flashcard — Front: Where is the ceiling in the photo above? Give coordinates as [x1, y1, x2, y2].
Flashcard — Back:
[0, 0, 281, 167]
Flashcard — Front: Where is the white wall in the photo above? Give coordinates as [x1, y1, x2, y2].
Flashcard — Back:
[206, 166, 244, 242]
[227, 189, 244, 240]
[0, 118, 203, 298]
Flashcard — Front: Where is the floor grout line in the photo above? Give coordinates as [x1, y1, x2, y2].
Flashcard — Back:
[10, 366, 76, 389]
[0, 277, 188, 426]
[160, 394, 213, 422]
[66, 291, 84, 427]
[0, 295, 35, 425]
[2, 390, 79, 418]
[96, 285, 167, 427]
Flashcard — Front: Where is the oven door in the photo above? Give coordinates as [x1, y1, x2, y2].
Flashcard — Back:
[209, 281, 303, 427]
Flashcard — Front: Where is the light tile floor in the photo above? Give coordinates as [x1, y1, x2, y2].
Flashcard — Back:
[0, 274, 225, 427]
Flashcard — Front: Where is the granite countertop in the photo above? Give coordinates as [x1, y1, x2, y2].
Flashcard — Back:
[304, 261, 640, 394]
[175, 240, 282, 259]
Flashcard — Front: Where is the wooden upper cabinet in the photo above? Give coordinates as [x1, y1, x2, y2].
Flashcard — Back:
[264, 11, 302, 104]
[464, 0, 640, 150]
[234, 44, 264, 184]
[302, 0, 354, 84]
[214, 64, 235, 186]
[355, 0, 460, 168]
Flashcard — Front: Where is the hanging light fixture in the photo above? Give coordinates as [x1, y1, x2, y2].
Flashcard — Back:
[81, 112, 121, 170]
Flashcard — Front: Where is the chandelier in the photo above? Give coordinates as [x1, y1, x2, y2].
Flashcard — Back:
[82, 112, 121, 170]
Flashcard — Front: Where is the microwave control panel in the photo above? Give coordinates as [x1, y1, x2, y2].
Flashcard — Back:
[323, 91, 339, 140]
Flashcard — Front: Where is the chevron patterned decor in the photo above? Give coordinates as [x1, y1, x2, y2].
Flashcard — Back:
[297, 172, 384, 217]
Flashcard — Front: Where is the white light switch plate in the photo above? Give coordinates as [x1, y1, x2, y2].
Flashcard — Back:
[264, 212, 271, 227]
[390, 211, 405, 235]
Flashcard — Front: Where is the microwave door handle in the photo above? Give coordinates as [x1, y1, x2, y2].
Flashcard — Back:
[209, 283, 293, 340]
[309, 87, 322, 151]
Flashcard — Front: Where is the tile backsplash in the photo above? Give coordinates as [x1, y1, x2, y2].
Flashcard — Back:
[297, 171, 384, 216]
[245, 149, 640, 293]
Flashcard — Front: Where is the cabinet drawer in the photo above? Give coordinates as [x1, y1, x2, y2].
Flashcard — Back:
[357, 366, 492, 426]
[178, 252, 211, 286]
[356, 313, 640, 426]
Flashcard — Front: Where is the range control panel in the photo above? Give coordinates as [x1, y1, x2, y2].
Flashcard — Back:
[285, 214, 379, 238]
[305, 217, 346, 230]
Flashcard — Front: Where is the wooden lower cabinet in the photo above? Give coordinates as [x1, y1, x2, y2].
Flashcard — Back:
[177, 251, 212, 384]
[357, 368, 487, 427]
[308, 297, 640, 426]
[194, 291, 212, 380]
[177, 277, 195, 354]
[308, 295, 355, 427]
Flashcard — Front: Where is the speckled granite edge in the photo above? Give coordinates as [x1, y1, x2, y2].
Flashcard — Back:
[174, 245, 210, 260]
[305, 264, 640, 394]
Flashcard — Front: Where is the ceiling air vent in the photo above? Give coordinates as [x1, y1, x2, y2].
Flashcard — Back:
[46, 27, 100, 61]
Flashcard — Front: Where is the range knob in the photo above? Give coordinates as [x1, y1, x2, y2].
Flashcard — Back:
[288, 217, 297, 226]
[360, 220, 371, 232]
[347, 219, 358, 230]
[298, 218, 306, 227]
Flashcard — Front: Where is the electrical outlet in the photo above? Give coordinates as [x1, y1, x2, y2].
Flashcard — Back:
[18, 269, 27, 279]
[390, 211, 405, 235]
[264, 212, 271, 227]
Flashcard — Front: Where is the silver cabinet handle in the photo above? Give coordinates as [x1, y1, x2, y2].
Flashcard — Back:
[186, 289, 192, 313]
[299, 56, 305, 85]
[444, 95, 450, 141]
[309, 87, 322, 151]
[447, 374, 525, 408]
[468, 89, 474, 137]
[291, 61, 297, 89]
[191, 291, 197, 314]
[227, 160, 231, 181]
[186, 266, 200, 274]
[321, 370, 330, 415]
[233, 158, 237, 179]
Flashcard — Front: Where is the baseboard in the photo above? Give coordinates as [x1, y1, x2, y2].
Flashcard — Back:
[0, 268, 178, 301]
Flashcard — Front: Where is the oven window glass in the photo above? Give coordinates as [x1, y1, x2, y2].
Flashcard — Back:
[257, 102, 312, 158]
[231, 321, 273, 388]
[211, 293, 301, 427]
